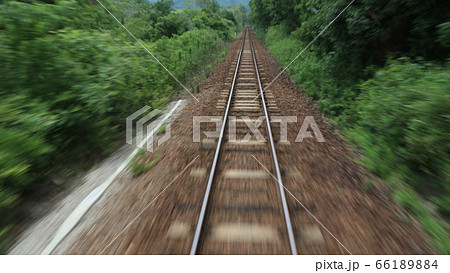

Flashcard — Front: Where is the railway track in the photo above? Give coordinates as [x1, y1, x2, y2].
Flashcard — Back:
[190, 28, 297, 255]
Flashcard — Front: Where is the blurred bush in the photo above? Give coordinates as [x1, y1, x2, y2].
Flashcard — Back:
[263, 26, 359, 117]
[251, 0, 450, 76]
[0, 0, 244, 250]
[351, 59, 449, 201]
[349, 60, 450, 253]
[251, 0, 449, 252]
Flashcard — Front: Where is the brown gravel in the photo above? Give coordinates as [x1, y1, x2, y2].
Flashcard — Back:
[59, 29, 435, 255]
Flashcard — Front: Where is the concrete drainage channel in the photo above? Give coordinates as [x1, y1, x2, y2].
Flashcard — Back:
[9, 100, 187, 255]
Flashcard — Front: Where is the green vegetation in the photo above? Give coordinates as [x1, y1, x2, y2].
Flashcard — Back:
[157, 124, 167, 134]
[251, 0, 449, 252]
[131, 152, 159, 176]
[0, 0, 245, 251]
[148, 0, 250, 11]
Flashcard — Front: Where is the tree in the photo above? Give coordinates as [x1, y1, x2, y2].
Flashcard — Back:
[193, 0, 220, 13]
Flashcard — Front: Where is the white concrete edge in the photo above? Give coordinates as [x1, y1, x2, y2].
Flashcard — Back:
[41, 100, 184, 255]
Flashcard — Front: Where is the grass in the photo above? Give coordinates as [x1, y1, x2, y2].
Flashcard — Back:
[156, 124, 167, 135]
[131, 152, 159, 176]
[0, 225, 13, 253]
[393, 184, 450, 254]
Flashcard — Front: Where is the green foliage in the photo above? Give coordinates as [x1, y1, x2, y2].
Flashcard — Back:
[192, 0, 220, 12]
[0, 96, 55, 203]
[349, 59, 450, 210]
[393, 185, 450, 254]
[254, 0, 450, 252]
[222, 4, 248, 27]
[0, 226, 13, 252]
[296, 0, 448, 74]
[437, 22, 450, 48]
[264, 30, 450, 252]
[263, 26, 358, 116]
[249, 0, 297, 32]
[148, 0, 250, 10]
[152, 8, 234, 39]
[251, 0, 450, 75]
[124, 17, 154, 40]
[348, 61, 450, 249]
[155, 10, 193, 38]
[131, 153, 159, 176]
[111, 0, 243, 41]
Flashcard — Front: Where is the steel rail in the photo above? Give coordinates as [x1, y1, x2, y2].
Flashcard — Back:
[248, 30, 298, 255]
[190, 28, 248, 255]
